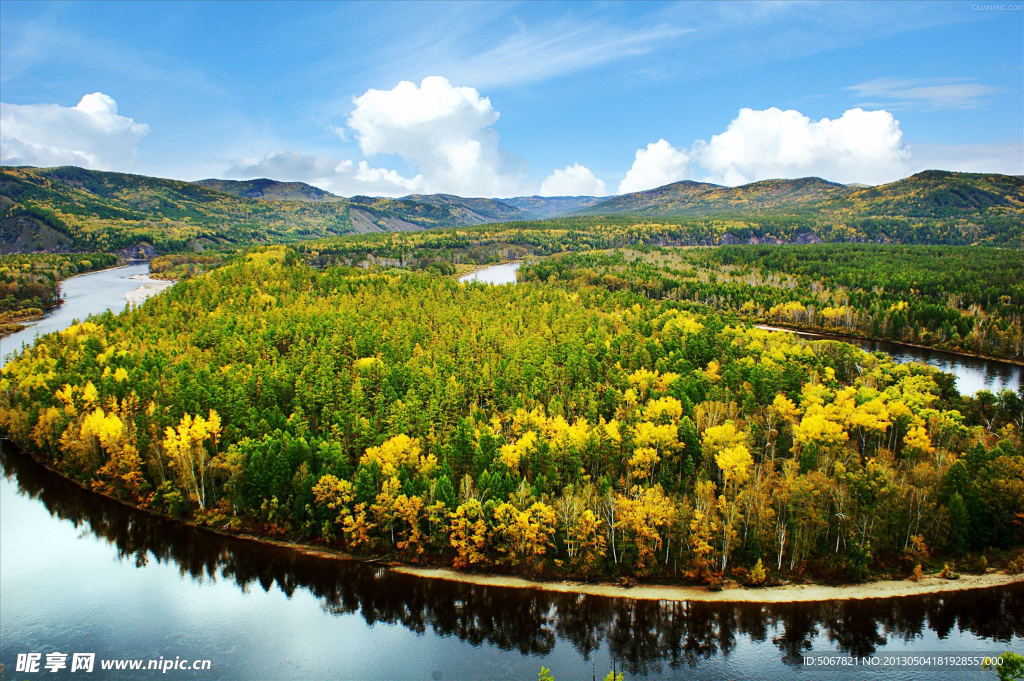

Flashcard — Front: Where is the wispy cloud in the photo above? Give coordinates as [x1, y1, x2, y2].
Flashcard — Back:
[847, 77, 1000, 111]
[440, 20, 692, 89]
[363, 8, 692, 90]
[1, 20, 223, 97]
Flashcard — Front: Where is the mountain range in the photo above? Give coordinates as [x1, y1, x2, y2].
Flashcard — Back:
[194, 171, 1024, 222]
[1, 165, 1021, 255]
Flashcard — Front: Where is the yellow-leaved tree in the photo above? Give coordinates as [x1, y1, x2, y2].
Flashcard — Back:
[162, 409, 222, 509]
[491, 501, 557, 572]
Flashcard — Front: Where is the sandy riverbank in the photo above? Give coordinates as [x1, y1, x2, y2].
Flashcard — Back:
[390, 566, 1023, 603]
[124, 274, 175, 305]
[143, 515, 1024, 604]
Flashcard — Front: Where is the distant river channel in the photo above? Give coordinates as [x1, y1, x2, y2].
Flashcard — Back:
[460, 261, 1020, 397]
[755, 325, 1022, 397]
[1, 263, 171, 365]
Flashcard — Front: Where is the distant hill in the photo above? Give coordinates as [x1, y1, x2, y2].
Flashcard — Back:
[2, 166, 1020, 254]
[0, 166, 356, 255]
[194, 178, 341, 202]
[501, 195, 604, 219]
[402, 194, 525, 224]
[836, 170, 1024, 219]
[0, 167, 554, 255]
[580, 171, 1023, 245]
[585, 177, 851, 216]
[583, 172, 1024, 224]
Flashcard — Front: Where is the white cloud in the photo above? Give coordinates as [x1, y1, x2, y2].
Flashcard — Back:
[618, 139, 691, 194]
[846, 78, 999, 111]
[225, 150, 343, 182]
[539, 163, 606, 196]
[353, 161, 425, 193]
[0, 92, 150, 170]
[347, 76, 525, 196]
[692, 107, 909, 186]
[432, 20, 691, 89]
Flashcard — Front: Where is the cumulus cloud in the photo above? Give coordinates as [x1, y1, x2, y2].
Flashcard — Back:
[0, 92, 150, 170]
[346, 76, 525, 196]
[352, 161, 425, 193]
[618, 139, 691, 194]
[692, 107, 909, 186]
[539, 163, 606, 197]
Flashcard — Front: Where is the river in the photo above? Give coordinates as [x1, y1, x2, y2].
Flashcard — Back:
[461, 262, 1020, 397]
[1, 446, 1021, 681]
[1, 264, 171, 366]
[458, 261, 522, 285]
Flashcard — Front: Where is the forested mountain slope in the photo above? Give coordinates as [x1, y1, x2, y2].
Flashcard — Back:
[0, 167, 511, 254]
[2, 166, 1022, 255]
[587, 177, 851, 216]
[193, 178, 342, 202]
[401, 194, 525, 224]
[196, 181, 598, 222]
[0, 166, 355, 255]
[585, 171, 1024, 237]
[500, 195, 604, 218]
[831, 171, 1024, 219]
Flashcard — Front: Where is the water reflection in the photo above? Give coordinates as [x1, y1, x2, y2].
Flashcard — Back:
[2, 445, 1021, 680]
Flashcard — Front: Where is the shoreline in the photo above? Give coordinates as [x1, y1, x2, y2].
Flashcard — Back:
[124, 274, 175, 305]
[0, 261, 135, 340]
[13, 447, 1023, 605]
[0, 311, 44, 339]
[753, 321, 1024, 367]
[391, 566, 1024, 603]
[132, 520, 1024, 604]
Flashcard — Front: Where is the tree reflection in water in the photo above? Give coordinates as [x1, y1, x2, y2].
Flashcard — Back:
[3, 445, 1021, 676]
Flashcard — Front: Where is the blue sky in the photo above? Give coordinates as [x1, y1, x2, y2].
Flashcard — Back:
[1, 1, 1021, 197]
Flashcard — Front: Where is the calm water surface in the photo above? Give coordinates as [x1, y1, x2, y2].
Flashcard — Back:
[458, 262, 521, 285]
[1, 446, 1021, 681]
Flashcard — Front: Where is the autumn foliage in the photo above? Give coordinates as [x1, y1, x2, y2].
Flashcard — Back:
[2, 247, 1022, 585]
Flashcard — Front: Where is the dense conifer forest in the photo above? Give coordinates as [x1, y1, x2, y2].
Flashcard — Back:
[3, 246, 1021, 586]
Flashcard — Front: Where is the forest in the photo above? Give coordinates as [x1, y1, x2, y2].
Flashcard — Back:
[520, 245, 1024, 360]
[303, 229, 1024, 359]
[2, 246, 1021, 588]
